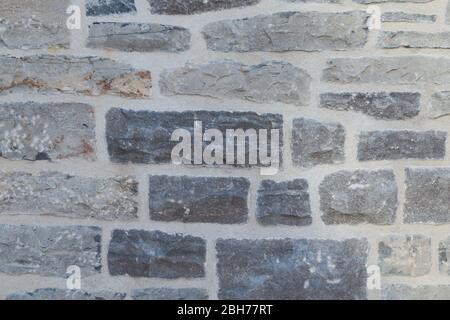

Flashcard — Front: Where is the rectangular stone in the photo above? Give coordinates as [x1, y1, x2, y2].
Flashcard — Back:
[7, 289, 125, 300]
[202, 11, 368, 52]
[320, 92, 420, 120]
[0, 0, 70, 49]
[86, 0, 136, 16]
[430, 91, 450, 119]
[381, 12, 437, 23]
[0, 225, 101, 277]
[131, 288, 208, 300]
[320, 170, 397, 225]
[108, 230, 206, 278]
[160, 60, 311, 106]
[358, 131, 446, 161]
[148, 0, 260, 15]
[0, 55, 151, 98]
[216, 238, 368, 299]
[256, 179, 312, 226]
[87, 22, 190, 52]
[405, 168, 450, 224]
[0, 102, 95, 161]
[383, 285, 450, 300]
[149, 175, 249, 224]
[106, 108, 283, 166]
[378, 31, 450, 49]
[0, 171, 138, 221]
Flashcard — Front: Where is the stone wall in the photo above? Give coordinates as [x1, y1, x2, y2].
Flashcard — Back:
[1, 0, 450, 300]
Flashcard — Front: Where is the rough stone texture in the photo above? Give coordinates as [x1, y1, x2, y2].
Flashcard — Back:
[322, 57, 450, 85]
[383, 285, 450, 300]
[430, 91, 450, 119]
[283, 0, 341, 2]
[354, 0, 433, 2]
[216, 238, 368, 300]
[358, 131, 446, 161]
[0, 171, 138, 221]
[0, 0, 70, 49]
[149, 175, 249, 224]
[381, 12, 437, 23]
[7, 289, 125, 300]
[86, 0, 136, 16]
[108, 230, 206, 278]
[439, 238, 450, 275]
[0, 102, 95, 161]
[131, 288, 208, 300]
[106, 108, 283, 165]
[405, 168, 450, 224]
[0, 225, 101, 277]
[291, 118, 345, 167]
[0, 55, 151, 98]
[378, 32, 450, 49]
[148, 0, 260, 15]
[320, 170, 397, 225]
[378, 235, 431, 276]
[320, 92, 420, 120]
[160, 60, 311, 106]
[202, 11, 368, 52]
[256, 179, 311, 226]
[87, 22, 190, 52]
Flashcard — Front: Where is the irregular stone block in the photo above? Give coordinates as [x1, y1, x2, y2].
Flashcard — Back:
[131, 288, 208, 300]
[378, 31, 450, 49]
[86, 0, 136, 16]
[383, 285, 450, 300]
[439, 237, 450, 275]
[354, 0, 433, 2]
[148, 0, 260, 15]
[430, 91, 450, 118]
[7, 289, 125, 300]
[381, 12, 437, 23]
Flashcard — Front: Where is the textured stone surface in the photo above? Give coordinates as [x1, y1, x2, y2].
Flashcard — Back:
[354, 0, 433, 2]
[160, 60, 311, 105]
[405, 168, 450, 224]
[430, 91, 450, 119]
[379, 235, 431, 276]
[383, 285, 450, 300]
[149, 175, 249, 223]
[131, 288, 208, 300]
[0, 171, 138, 221]
[291, 118, 345, 167]
[216, 238, 368, 300]
[439, 238, 450, 274]
[88, 22, 190, 52]
[148, 0, 260, 14]
[320, 92, 420, 120]
[108, 230, 206, 278]
[86, 0, 136, 16]
[256, 179, 311, 226]
[202, 11, 368, 52]
[381, 12, 436, 23]
[0, 225, 101, 277]
[0, 102, 95, 161]
[358, 131, 446, 161]
[0, 0, 70, 49]
[378, 32, 450, 49]
[7, 289, 125, 300]
[106, 108, 283, 165]
[0, 55, 151, 98]
[320, 170, 397, 225]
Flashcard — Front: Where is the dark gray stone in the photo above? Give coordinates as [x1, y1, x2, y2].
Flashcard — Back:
[149, 175, 249, 224]
[320, 92, 420, 120]
[148, 0, 260, 15]
[256, 179, 312, 226]
[203, 11, 368, 52]
[7, 289, 125, 300]
[131, 288, 208, 300]
[381, 12, 437, 23]
[320, 170, 397, 225]
[0, 225, 101, 277]
[86, 0, 136, 16]
[291, 118, 345, 167]
[358, 131, 446, 161]
[108, 230, 206, 278]
[383, 285, 450, 300]
[216, 238, 368, 299]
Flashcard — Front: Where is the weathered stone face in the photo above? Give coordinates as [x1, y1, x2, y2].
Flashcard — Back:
[430, 92, 450, 118]
[108, 230, 206, 278]
[148, 0, 260, 14]
[379, 235, 431, 276]
[291, 118, 345, 167]
[0, 102, 95, 161]
[87, 23, 191, 52]
[86, 0, 137, 16]
[404, 168, 450, 224]
[381, 12, 437, 23]
[320, 170, 398, 225]
[160, 60, 311, 106]
[378, 32, 450, 49]
[131, 288, 208, 300]
[0, 55, 151, 98]
[383, 285, 450, 300]
[0, 0, 70, 49]
[320, 92, 420, 120]
[358, 131, 446, 161]
[354, 0, 433, 2]
[7, 289, 125, 300]
[216, 238, 368, 299]
[0, 171, 138, 220]
[202, 11, 368, 52]
[0, 225, 101, 277]
[256, 179, 311, 226]
[149, 175, 249, 223]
